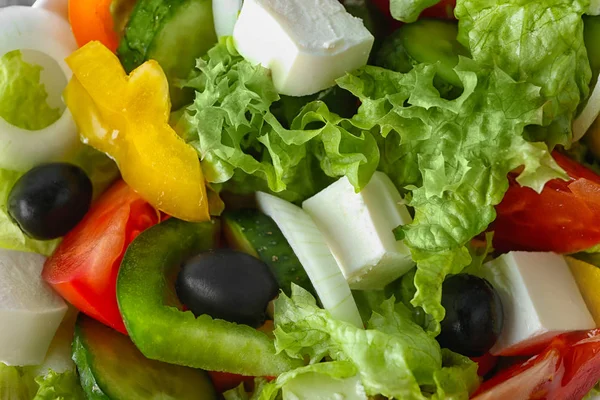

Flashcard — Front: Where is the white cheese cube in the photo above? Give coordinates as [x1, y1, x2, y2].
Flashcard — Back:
[0, 249, 68, 366]
[482, 252, 595, 356]
[232, 0, 374, 96]
[303, 172, 414, 290]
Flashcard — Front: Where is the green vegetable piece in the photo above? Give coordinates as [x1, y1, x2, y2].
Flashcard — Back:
[117, 218, 302, 376]
[389, 0, 442, 23]
[73, 315, 217, 400]
[223, 209, 316, 297]
[376, 19, 469, 91]
[584, 16, 600, 86]
[0, 50, 61, 131]
[117, 0, 217, 109]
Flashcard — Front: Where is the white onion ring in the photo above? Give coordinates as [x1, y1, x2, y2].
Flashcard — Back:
[0, 6, 79, 171]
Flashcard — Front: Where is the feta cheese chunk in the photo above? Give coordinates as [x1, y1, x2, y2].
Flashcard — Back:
[233, 0, 374, 96]
[0, 249, 68, 366]
[303, 172, 414, 290]
[482, 252, 595, 356]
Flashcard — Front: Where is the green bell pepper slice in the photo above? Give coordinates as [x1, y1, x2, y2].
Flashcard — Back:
[117, 218, 302, 376]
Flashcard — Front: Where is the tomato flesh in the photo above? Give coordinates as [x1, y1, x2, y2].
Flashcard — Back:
[493, 152, 600, 254]
[473, 330, 600, 400]
[42, 181, 158, 334]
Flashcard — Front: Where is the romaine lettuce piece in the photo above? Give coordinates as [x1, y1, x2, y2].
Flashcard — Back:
[259, 285, 478, 400]
[455, 0, 591, 147]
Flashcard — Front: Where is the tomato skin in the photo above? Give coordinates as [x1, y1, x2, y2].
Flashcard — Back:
[69, 0, 119, 52]
[473, 330, 600, 400]
[208, 372, 254, 394]
[42, 181, 158, 334]
[471, 353, 498, 377]
[493, 152, 600, 254]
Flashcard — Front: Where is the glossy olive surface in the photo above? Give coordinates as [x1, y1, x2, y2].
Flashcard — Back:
[437, 274, 504, 357]
[176, 249, 279, 327]
[8, 163, 93, 240]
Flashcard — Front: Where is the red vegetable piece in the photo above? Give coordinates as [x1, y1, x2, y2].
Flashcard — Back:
[473, 329, 600, 400]
[43, 180, 159, 334]
[493, 152, 600, 254]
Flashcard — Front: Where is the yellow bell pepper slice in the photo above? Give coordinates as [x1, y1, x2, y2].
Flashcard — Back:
[64, 41, 209, 222]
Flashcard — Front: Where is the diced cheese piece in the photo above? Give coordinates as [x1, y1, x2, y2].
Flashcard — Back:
[0, 249, 67, 366]
[566, 256, 600, 327]
[482, 252, 595, 356]
[232, 0, 374, 96]
[303, 172, 414, 290]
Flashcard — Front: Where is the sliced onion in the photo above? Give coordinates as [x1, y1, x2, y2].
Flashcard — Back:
[573, 76, 600, 142]
[0, 6, 79, 172]
[213, 0, 243, 38]
[32, 0, 69, 20]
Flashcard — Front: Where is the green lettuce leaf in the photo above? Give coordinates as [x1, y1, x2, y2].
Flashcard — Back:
[255, 362, 365, 400]
[178, 38, 379, 203]
[0, 365, 83, 400]
[271, 285, 478, 400]
[0, 50, 61, 131]
[338, 59, 564, 333]
[0, 363, 38, 400]
[33, 370, 84, 400]
[455, 0, 591, 147]
[0, 145, 118, 256]
[389, 0, 443, 23]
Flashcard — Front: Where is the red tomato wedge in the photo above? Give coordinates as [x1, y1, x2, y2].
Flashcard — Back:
[473, 329, 600, 400]
[43, 181, 159, 334]
[69, 0, 119, 52]
[492, 152, 600, 254]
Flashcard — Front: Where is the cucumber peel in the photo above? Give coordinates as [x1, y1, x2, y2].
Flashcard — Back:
[117, 218, 302, 377]
[117, 0, 217, 109]
[73, 315, 216, 400]
[223, 209, 317, 297]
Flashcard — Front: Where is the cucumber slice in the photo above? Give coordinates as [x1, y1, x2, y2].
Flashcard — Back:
[255, 192, 363, 328]
[73, 315, 217, 400]
[585, 16, 600, 86]
[376, 19, 468, 89]
[223, 209, 316, 297]
[118, 0, 217, 109]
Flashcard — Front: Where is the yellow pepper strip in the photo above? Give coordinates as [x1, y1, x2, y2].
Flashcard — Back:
[64, 41, 209, 222]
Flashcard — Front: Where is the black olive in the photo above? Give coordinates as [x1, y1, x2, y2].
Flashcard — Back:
[437, 274, 504, 357]
[175, 249, 279, 327]
[7, 163, 93, 240]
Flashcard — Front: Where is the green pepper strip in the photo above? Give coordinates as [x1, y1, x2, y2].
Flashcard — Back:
[117, 218, 303, 376]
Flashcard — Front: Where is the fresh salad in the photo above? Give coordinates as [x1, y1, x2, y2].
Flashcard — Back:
[3, 0, 600, 398]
